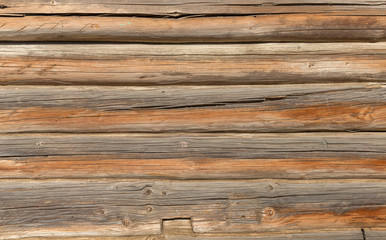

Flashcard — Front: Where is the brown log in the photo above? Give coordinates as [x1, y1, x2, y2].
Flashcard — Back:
[0, 133, 384, 179]
[1, 43, 386, 85]
[0, 14, 385, 42]
[0, 83, 384, 133]
[0, 179, 385, 238]
[0, 0, 385, 15]
[5, 229, 375, 240]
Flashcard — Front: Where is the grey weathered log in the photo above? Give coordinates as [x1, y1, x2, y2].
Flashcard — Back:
[0, 133, 384, 179]
[365, 229, 386, 240]
[1, 43, 386, 85]
[0, 180, 386, 239]
[0, 179, 385, 239]
[12, 229, 373, 240]
[0, 83, 384, 133]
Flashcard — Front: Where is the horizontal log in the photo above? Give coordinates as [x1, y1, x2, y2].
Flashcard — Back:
[1, 43, 386, 85]
[0, 179, 385, 238]
[0, 0, 385, 15]
[0, 14, 385, 42]
[0, 83, 385, 133]
[7, 229, 375, 240]
[366, 229, 386, 240]
[0, 133, 385, 179]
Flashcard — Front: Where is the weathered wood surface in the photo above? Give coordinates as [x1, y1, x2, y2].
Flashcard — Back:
[1, 1, 385, 238]
[1, 43, 386, 85]
[0, 179, 384, 239]
[0, 83, 384, 133]
[366, 229, 386, 240]
[12, 229, 376, 240]
[1, 0, 385, 15]
[0, 14, 385, 42]
[0, 133, 384, 179]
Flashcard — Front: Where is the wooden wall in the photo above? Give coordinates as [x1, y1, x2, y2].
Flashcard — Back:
[0, 1, 385, 239]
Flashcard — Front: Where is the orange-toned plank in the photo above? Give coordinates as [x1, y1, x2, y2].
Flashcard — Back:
[0, 133, 384, 179]
[0, 179, 384, 238]
[0, 84, 384, 133]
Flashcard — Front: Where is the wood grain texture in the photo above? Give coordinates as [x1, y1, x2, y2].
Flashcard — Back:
[11, 229, 372, 240]
[0, 14, 385, 42]
[0, 83, 385, 133]
[366, 229, 386, 239]
[0, 0, 385, 15]
[1, 43, 386, 85]
[0, 133, 384, 179]
[0, 179, 385, 239]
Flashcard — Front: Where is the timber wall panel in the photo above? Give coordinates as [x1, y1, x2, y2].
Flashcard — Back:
[0, 0, 385, 239]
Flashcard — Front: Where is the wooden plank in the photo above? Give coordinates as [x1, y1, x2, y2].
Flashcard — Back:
[9, 229, 369, 240]
[0, 0, 385, 15]
[0, 83, 385, 133]
[0, 14, 385, 42]
[0, 133, 384, 179]
[0, 179, 385, 239]
[365, 228, 386, 239]
[1, 43, 386, 85]
[168, 232, 364, 240]
[172, 230, 366, 240]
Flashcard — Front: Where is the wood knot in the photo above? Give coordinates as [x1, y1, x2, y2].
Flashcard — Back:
[122, 218, 131, 227]
[267, 184, 274, 191]
[90, 24, 100, 29]
[143, 188, 153, 196]
[97, 208, 106, 215]
[179, 141, 189, 148]
[146, 206, 154, 213]
[263, 207, 276, 218]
